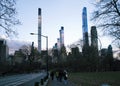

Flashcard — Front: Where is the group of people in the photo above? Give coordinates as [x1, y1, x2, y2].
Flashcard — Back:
[50, 69, 68, 84]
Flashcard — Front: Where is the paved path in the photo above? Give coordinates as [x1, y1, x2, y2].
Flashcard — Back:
[47, 78, 77, 86]
[0, 72, 46, 86]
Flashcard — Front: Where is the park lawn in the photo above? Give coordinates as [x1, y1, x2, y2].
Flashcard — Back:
[68, 71, 120, 86]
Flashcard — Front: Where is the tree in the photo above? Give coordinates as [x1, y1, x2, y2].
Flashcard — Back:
[52, 48, 59, 63]
[33, 48, 41, 61]
[20, 45, 31, 61]
[71, 47, 80, 60]
[60, 46, 67, 62]
[88, 46, 99, 71]
[0, 0, 20, 36]
[91, 0, 120, 42]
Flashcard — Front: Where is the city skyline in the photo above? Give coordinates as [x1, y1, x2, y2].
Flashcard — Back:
[0, 1, 120, 85]
[0, 0, 115, 54]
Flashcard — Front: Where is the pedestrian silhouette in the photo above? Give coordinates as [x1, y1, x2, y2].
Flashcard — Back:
[63, 70, 68, 84]
[50, 71, 54, 80]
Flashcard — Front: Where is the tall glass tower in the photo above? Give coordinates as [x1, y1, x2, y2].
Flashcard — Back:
[82, 7, 89, 47]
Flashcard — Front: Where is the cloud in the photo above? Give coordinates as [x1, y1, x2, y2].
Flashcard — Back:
[96, 0, 101, 2]
[95, 0, 111, 3]
[7, 39, 31, 54]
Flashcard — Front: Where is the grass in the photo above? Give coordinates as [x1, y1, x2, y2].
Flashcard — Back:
[68, 71, 120, 86]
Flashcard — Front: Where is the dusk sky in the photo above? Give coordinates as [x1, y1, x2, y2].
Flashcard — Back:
[1, 0, 114, 53]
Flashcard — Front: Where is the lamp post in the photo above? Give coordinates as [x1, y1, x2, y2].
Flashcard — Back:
[30, 33, 48, 76]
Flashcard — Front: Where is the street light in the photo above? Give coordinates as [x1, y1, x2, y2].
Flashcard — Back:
[30, 33, 48, 76]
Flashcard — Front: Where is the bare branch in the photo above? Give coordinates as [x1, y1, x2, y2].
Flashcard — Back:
[0, 0, 20, 37]
[91, 0, 120, 43]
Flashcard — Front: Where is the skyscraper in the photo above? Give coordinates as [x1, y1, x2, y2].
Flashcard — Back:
[91, 26, 98, 56]
[59, 26, 64, 48]
[57, 38, 60, 50]
[91, 26, 98, 49]
[82, 7, 89, 47]
[38, 8, 42, 53]
[0, 39, 9, 63]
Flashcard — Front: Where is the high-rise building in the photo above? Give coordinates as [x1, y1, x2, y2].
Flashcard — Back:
[57, 38, 60, 50]
[91, 26, 98, 57]
[82, 7, 89, 47]
[38, 8, 42, 53]
[82, 7, 89, 57]
[0, 39, 9, 63]
[91, 26, 98, 49]
[59, 26, 64, 48]
[52, 43, 59, 63]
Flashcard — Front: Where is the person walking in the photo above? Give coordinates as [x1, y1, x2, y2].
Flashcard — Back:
[50, 71, 54, 80]
[56, 71, 59, 80]
[59, 71, 63, 82]
[63, 70, 68, 84]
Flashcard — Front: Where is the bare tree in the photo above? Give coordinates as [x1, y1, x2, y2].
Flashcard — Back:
[67, 39, 83, 52]
[20, 45, 31, 60]
[0, 0, 20, 36]
[91, 0, 120, 42]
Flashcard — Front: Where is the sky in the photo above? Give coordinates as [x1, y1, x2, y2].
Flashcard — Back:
[1, 0, 115, 53]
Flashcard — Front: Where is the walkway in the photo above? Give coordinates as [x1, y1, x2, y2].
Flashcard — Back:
[47, 78, 77, 86]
